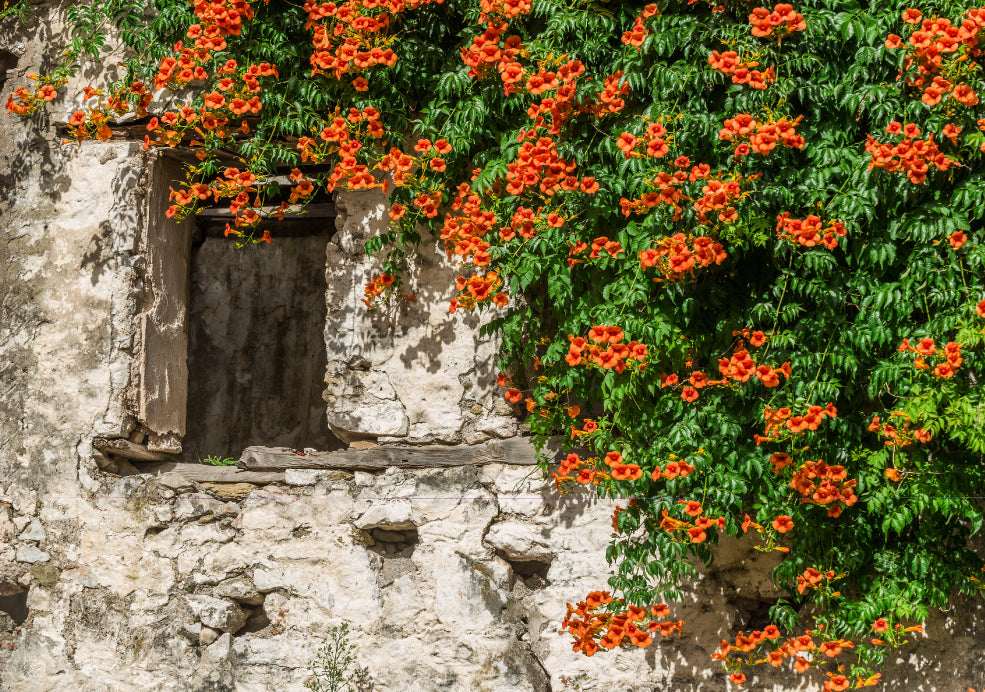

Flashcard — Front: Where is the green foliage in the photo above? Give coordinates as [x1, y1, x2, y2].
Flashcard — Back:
[0, 0, 31, 24]
[305, 623, 373, 692]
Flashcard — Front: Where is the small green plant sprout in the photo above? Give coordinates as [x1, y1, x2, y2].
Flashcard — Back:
[305, 623, 372, 692]
[201, 455, 237, 466]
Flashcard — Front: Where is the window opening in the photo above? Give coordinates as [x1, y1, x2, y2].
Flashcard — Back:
[181, 183, 341, 463]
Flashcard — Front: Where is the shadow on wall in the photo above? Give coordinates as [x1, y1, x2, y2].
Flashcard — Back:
[0, 9, 138, 486]
[323, 190, 526, 449]
[79, 160, 143, 286]
[0, 6, 129, 212]
[327, 189, 491, 374]
[0, 19, 71, 212]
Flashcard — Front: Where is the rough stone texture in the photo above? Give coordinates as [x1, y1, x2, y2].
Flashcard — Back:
[1, 467, 984, 690]
[185, 594, 248, 633]
[324, 189, 518, 445]
[2, 5, 985, 692]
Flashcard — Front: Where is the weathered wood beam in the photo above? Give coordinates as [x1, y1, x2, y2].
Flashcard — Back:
[93, 437, 178, 463]
[237, 437, 559, 471]
[94, 439, 284, 483]
[137, 461, 286, 484]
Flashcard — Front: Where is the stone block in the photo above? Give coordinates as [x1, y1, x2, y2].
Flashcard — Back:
[214, 577, 264, 606]
[16, 546, 50, 564]
[173, 497, 225, 522]
[354, 501, 413, 529]
[484, 520, 553, 562]
[18, 519, 45, 542]
[284, 469, 323, 486]
[180, 621, 202, 642]
[200, 633, 232, 665]
[185, 595, 248, 633]
[199, 626, 220, 647]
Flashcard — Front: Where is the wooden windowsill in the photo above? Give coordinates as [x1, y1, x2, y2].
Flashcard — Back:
[94, 435, 556, 484]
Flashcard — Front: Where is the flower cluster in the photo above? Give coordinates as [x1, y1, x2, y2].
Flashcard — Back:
[885, 8, 985, 108]
[503, 136, 580, 196]
[717, 628, 871, 690]
[708, 50, 776, 90]
[305, 0, 435, 86]
[869, 618, 925, 648]
[758, 402, 836, 444]
[449, 271, 505, 312]
[659, 504, 727, 543]
[898, 337, 963, 378]
[567, 234, 623, 267]
[593, 72, 631, 116]
[564, 326, 648, 373]
[478, 0, 531, 24]
[293, 107, 399, 197]
[440, 193, 496, 267]
[748, 4, 806, 39]
[551, 439, 699, 490]
[776, 213, 848, 250]
[742, 511, 795, 533]
[193, 0, 260, 36]
[523, 60, 592, 133]
[168, 165, 263, 227]
[147, 62, 273, 151]
[866, 122, 958, 184]
[362, 272, 395, 307]
[551, 452, 600, 486]
[650, 455, 697, 480]
[868, 411, 931, 448]
[658, 334, 790, 403]
[62, 83, 152, 144]
[621, 4, 659, 49]
[620, 162, 746, 224]
[719, 114, 805, 156]
[4, 74, 65, 116]
[461, 24, 525, 83]
[693, 174, 747, 225]
[604, 450, 644, 481]
[719, 341, 790, 387]
[787, 459, 858, 517]
[551, 448, 659, 487]
[638, 233, 728, 281]
[562, 592, 683, 657]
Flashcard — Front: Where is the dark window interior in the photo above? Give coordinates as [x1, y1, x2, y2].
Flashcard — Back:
[181, 196, 342, 462]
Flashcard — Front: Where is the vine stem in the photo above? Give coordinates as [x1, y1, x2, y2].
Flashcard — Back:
[806, 330, 836, 404]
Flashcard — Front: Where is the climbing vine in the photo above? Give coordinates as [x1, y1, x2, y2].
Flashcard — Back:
[8, 0, 985, 687]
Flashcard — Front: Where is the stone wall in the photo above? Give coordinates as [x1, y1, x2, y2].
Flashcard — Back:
[324, 190, 516, 446]
[2, 4, 985, 692]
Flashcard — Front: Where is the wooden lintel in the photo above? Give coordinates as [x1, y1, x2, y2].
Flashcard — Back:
[238, 437, 558, 471]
